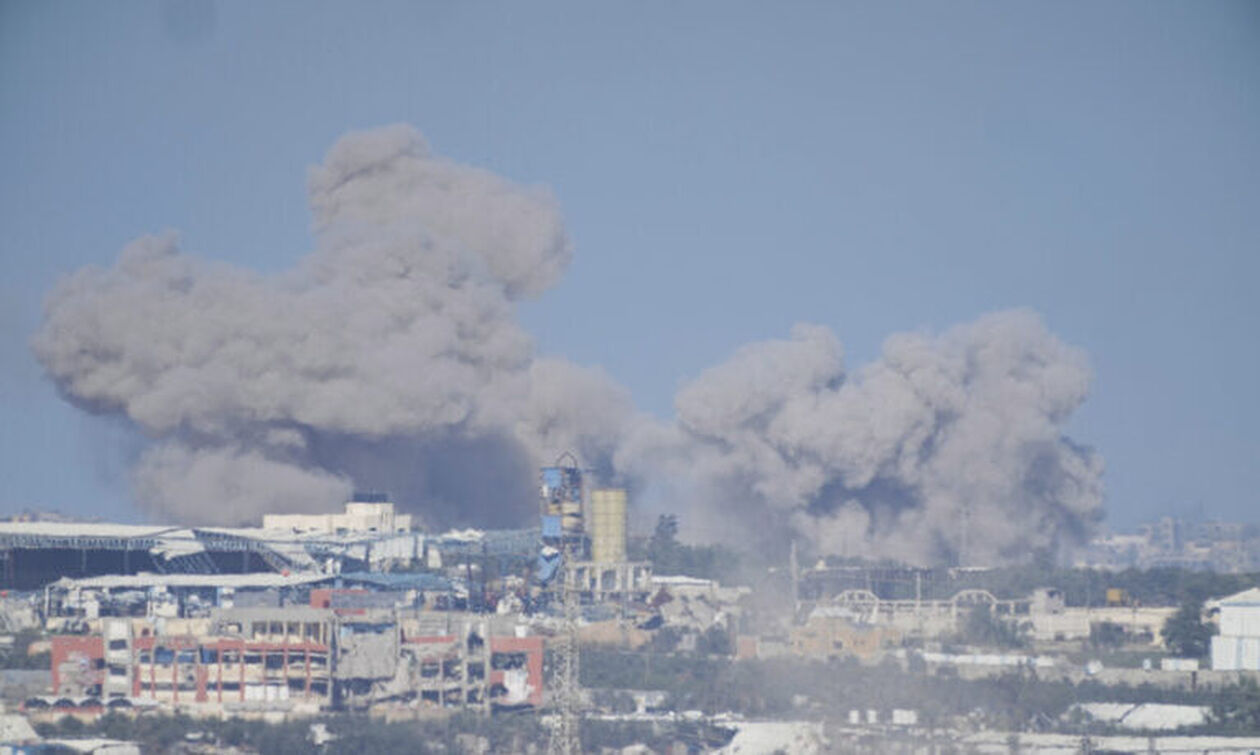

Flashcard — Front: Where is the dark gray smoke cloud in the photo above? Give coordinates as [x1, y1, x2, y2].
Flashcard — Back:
[33, 124, 1103, 563]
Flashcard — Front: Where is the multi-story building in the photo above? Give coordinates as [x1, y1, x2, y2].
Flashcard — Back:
[45, 607, 544, 717]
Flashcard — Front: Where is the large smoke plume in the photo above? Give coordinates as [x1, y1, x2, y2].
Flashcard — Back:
[33, 124, 1102, 564]
[618, 314, 1103, 565]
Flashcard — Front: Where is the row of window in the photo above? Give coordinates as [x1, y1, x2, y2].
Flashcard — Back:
[135, 649, 330, 668]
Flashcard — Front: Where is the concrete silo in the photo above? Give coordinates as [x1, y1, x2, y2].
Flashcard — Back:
[588, 488, 628, 563]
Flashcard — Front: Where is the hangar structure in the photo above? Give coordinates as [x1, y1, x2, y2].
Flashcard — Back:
[0, 514, 422, 590]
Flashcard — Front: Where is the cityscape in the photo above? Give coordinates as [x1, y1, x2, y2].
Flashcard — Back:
[3, 2, 1258, 753]
[4, 474, 1260, 752]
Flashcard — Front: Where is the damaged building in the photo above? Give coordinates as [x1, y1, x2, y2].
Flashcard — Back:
[42, 607, 543, 718]
[0, 495, 425, 589]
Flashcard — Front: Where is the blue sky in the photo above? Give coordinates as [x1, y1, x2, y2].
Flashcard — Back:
[1, 0, 1257, 528]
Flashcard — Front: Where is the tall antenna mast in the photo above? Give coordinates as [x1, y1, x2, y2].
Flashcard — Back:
[547, 536, 582, 754]
[545, 455, 582, 755]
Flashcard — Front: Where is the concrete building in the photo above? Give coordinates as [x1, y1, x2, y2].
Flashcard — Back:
[1025, 591, 1173, 646]
[262, 496, 412, 536]
[788, 607, 904, 661]
[567, 561, 654, 603]
[42, 607, 544, 718]
[52, 610, 336, 711]
[1210, 587, 1260, 670]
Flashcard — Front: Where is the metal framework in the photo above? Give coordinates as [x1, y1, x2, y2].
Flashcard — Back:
[547, 535, 582, 755]
[0, 527, 332, 588]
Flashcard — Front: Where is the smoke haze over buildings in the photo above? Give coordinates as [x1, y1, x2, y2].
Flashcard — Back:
[33, 125, 1103, 563]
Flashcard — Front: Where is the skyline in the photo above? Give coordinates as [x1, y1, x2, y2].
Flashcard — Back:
[2, 1, 1258, 536]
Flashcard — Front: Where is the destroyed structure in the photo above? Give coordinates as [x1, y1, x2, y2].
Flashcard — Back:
[0, 496, 424, 588]
[46, 607, 542, 717]
[4, 460, 669, 721]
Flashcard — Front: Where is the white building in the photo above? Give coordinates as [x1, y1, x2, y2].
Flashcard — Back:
[263, 499, 413, 535]
[1210, 587, 1260, 670]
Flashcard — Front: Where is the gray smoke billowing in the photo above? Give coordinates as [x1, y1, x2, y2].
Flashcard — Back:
[33, 124, 633, 527]
[618, 313, 1104, 565]
[33, 124, 1103, 564]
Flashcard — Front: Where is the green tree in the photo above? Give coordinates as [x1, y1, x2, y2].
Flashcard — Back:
[1, 628, 50, 670]
[1212, 677, 1260, 732]
[696, 626, 732, 656]
[1089, 621, 1127, 649]
[648, 514, 681, 571]
[645, 513, 746, 582]
[1161, 598, 1216, 658]
[959, 604, 1027, 649]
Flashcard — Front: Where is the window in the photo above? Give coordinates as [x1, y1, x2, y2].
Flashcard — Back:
[491, 652, 527, 670]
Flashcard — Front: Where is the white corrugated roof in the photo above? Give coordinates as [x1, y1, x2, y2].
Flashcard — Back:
[651, 575, 715, 587]
[0, 522, 186, 538]
[0, 713, 39, 744]
[1074, 703, 1210, 730]
[51, 572, 328, 590]
[1212, 587, 1260, 607]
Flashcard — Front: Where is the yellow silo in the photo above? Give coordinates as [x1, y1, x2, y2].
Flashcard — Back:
[589, 488, 628, 563]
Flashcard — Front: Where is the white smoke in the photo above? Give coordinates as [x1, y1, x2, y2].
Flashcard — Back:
[33, 124, 1103, 563]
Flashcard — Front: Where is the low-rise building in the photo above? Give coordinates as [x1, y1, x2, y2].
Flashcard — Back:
[1210, 587, 1260, 670]
[789, 608, 903, 661]
[262, 498, 412, 537]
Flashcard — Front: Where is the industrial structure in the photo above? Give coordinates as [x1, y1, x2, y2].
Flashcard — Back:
[2, 457, 674, 728]
[0, 494, 425, 589]
[542, 459, 584, 755]
[8, 458, 1260, 753]
[538, 460, 652, 606]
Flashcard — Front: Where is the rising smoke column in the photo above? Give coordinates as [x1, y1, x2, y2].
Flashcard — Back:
[34, 124, 1103, 564]
[618, 312, 1104, 565]
[33, 124, 633, 526]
